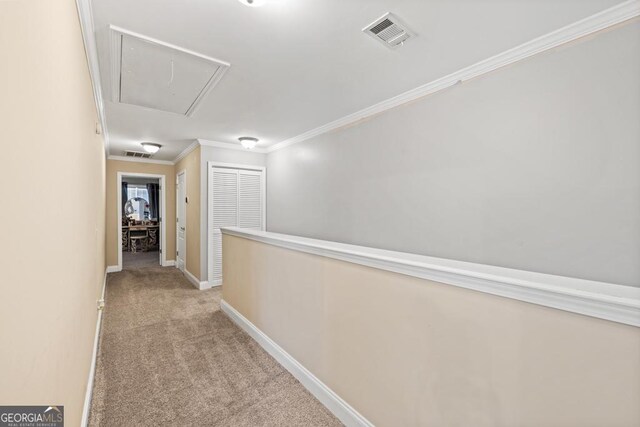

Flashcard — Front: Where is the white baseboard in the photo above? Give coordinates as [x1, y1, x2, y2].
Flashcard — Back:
[221, 299, 374, 427]
[106, 265, 120, 273]
[184, 269, 213, 290]
[81, 268, 107, 427]
[163, 260, 176, 267]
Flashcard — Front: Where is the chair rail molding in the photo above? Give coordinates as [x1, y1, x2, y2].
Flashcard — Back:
[222, 227, 640, 327]
[266, 0, 640, 153]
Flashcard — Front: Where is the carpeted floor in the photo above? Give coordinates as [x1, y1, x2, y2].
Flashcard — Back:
[122, 250, 160, 270]
[89, 265, 342, 426]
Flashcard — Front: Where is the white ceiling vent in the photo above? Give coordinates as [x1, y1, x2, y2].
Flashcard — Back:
[110, 26, 230, 116]
[363, 13, 415, 48]
[123, 150, 153, 159]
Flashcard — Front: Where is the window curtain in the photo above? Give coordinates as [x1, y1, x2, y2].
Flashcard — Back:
[122, 181, 128, 216]
[147, 183, 159, 220]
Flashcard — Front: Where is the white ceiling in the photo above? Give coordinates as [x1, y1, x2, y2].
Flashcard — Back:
[91, 0, 623, 160]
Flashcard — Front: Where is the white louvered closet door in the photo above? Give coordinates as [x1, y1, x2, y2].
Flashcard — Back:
[210, 166, 264, 285]
[238, 170, 263, 230]
[212, 168, 239, 285]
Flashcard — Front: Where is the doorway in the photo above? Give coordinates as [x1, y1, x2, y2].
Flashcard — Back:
[117, 172, 167, 271]
[176, 170, 186, 272]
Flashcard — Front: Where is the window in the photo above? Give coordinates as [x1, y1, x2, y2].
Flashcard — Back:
[128, 185, 149, 201]
[125, 185, 151, 220]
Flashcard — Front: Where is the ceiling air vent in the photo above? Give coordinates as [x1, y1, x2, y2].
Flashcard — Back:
[363, 13, 415, 48]
[123, 150, 153, 159]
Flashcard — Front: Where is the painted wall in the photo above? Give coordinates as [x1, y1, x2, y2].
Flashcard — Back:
[105, 159, 176, 267]
[223, 234, 640, 426]
[175, 146, 201, 280]
[0, 0, 106, 425]
[266, 22, 640, 287]
[199, 145, 266, 280]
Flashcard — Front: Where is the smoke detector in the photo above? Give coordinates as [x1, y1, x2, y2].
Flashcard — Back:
[363, 13, 415, 49]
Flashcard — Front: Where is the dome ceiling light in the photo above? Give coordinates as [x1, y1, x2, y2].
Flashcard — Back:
[237, 0, 267, 7]
[238, 137, 259, 149]
[141, 142, 162, 154]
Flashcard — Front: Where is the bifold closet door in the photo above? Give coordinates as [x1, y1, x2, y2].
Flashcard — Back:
[211, 168, 239, 285]
[238, 170, 263, 230]
[211, 167, 264, 284]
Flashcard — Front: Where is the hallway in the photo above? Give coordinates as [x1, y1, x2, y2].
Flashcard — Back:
[89, 265, 341, 426]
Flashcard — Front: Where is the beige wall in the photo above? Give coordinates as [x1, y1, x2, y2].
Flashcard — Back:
[176, 146, 201, 279]
[223, 234, 640, 427]
[0, 0, 106, 425]
[106, 159, 176, 267]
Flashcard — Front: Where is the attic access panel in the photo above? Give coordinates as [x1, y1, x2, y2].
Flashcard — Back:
[110, 26, 230, 116]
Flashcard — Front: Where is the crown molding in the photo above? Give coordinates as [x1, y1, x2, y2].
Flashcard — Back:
[173, 140, 200, 164]
[266, 0, 640, 153]
[107, 155, 174, 166]
[172, 138, 268, 164]
[197, 138, 269, 154]
[75, 0, 110, 157]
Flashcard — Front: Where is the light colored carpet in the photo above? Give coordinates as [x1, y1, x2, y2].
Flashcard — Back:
[89, 265, 342, 426]
[122, 250, 159, 270]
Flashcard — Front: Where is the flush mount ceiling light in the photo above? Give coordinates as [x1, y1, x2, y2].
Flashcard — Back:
[141, 142, 161, 154]
[239, 137, 259, 149]
[237, 0, 267, 7]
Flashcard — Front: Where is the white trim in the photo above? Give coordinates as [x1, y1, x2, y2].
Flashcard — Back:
[116, 138, 266, 167]
[207, 161, 266, 172]
[117, 172, 167, 271]
[221, 300, 373, 427]
[207, 162, 267, 285]
[173, 140, 200, 164]
[184, 269, 213, 290]
[197, 138, 269, 154]
[108, 25, 230, 117]
[75, 0, 110, 156]
[176, 169, 187, 273]
[106, 265, 120, 273]
[222, 227, 640, 327]
[163, 260, 176, 267]
[108, 155, 174, 166]
[80, 268, 108, 427]
[266, 0, 640, 153]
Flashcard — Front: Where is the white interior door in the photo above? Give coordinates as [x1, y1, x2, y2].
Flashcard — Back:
[210, 166, 264, 285]
[176, 171, 186, 271]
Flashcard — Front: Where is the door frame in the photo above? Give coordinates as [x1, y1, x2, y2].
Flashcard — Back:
[176, 169, 187, 272]
[117, 172, 167, 271]
[207, 161, 266, 286]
